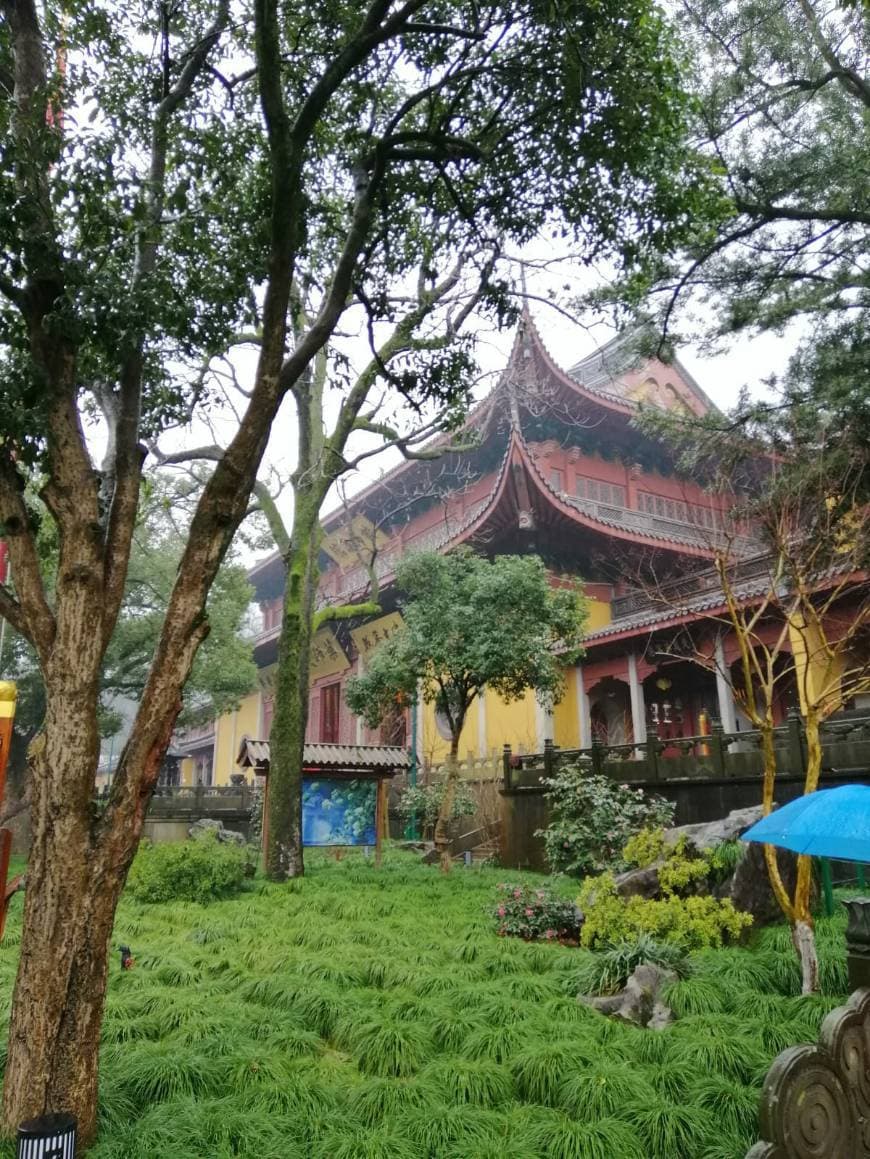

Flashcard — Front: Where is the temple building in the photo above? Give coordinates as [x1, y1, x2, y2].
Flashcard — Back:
[176, 317, 860, 785]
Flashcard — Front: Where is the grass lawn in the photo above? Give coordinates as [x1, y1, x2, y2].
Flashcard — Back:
[0, 849, 854, 1158]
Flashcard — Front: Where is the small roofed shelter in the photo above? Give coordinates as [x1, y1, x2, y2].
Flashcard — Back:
[236, 739, 410, 865]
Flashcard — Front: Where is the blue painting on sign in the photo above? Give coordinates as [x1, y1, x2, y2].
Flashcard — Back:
[302, 778, 377, 846]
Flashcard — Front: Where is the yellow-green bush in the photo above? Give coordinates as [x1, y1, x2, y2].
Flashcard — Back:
[578, 873, 753, 950]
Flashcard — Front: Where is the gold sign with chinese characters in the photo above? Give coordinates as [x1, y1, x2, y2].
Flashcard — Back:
[321, 515, 388, 569]
[310, 629, 351, 681]
[350, 613, 404, 662]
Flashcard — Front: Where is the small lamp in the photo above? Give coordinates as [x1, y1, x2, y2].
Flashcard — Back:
[17, 1113, 76, 1159]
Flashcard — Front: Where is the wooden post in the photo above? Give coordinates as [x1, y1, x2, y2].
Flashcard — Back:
[787, 708, 806, 779]
[375, 777, 387, 867]
[261, 773, 270, 872]
[0, 681, 16, 807]
[590, 738, 603, 777]
[502, 744, 512, 791]
[543, 738, 554, 779]
[0, 682, 18, 940]
[710, 720, 726, 777]
[820, 858, 835, 918]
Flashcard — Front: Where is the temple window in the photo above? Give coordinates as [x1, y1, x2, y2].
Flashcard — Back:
[575, 476, 626, 506]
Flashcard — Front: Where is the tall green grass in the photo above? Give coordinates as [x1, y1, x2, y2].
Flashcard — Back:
[0, 849, 853, 1158]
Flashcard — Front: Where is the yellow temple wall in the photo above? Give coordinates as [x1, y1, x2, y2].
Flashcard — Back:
[213, 693, 262, 785]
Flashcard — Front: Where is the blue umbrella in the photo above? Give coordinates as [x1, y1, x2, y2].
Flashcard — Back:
[740, 784, 870, 862]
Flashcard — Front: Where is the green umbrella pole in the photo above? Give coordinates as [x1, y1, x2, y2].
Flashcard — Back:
[820, 858, 834, 918]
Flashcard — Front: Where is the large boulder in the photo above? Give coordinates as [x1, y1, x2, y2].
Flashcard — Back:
[188, 818, 246, 845]
[663, 805, 766, 853]
[721, 841, 805, 927]
[613, 862, 665, 900]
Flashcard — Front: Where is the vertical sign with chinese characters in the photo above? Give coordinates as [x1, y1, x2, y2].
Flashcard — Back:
[350, 613, 404, 662]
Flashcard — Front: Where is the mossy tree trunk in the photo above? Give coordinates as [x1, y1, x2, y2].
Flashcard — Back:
[265, 491, 320, 879]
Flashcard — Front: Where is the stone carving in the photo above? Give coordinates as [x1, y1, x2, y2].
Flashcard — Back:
[746, 988, 870, 1157]
[581, 963, 675, 1030]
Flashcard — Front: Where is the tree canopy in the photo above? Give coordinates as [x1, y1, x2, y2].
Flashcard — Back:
[0, 0, 720, 1136]
[346, 549, 586, 745]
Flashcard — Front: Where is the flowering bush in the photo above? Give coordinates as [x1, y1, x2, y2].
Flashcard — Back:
[536, 762, 674, 877]
[491, 882, 583, 942]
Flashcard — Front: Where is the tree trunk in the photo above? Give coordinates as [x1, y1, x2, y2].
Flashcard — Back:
[3, 714, 122, 1143]
[266, 495, 320, 879]
[433, 734, 462, 874]
[793, 916, 820, 995]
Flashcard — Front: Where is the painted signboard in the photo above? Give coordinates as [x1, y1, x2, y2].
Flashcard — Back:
[302, 777, 378, 846]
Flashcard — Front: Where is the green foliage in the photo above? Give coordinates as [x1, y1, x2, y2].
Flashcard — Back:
[623, 826, 667, 868]
[705, 839, 745, 887]
[537, 765, 675, 876]
[578, 872, 753, 951]
[0, 848, 852, 1155]
[396, 779, 476, 837]
[491, 882, 583, 942]
[125, 834, 253, 904]
[346, 550, 587, 747]
[576, 934, 691, 995]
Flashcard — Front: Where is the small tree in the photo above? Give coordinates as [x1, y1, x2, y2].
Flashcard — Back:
[346, 549, 586, 870]
[637, 398, 870, 993]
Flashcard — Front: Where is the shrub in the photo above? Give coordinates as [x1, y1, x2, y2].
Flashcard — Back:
[395, 778, 476, 839]
[578, 873, 753, 951]
[576, 934, 691, 995]
[491, 883, 583, 942]
[126, 834, 252, 904]
[536, 763, 674, 876]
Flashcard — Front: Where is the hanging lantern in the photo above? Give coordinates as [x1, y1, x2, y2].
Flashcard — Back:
[17, 1113, 76, 1159]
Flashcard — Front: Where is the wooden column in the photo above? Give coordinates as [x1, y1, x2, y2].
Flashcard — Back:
[714, 635, 738, 733]
[0, 682, 18, 940]
[627, 653, 647, 755]
[575, 665, 592, 749]
[374, 777, 388, 867]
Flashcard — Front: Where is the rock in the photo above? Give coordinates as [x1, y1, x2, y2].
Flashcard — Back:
[581, 962, 675, 1029]
[188, 818, 246, 845]
[663, 805, 766, 853]
[722, 841, 804, 927]
[613, 861, 665, 900]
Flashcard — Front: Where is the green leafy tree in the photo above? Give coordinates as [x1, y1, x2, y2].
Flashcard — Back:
[0, 0, 714, 1136]
[611, 0, 870, 466]
[347, 550, 586, 870]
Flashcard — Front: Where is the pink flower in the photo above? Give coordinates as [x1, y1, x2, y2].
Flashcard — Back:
[513, 888, 522, 899]
[524, 907, 534, 916]
[545, 929, 556, 939]
[497, 906, 506, 917]
[535, 890, 545, 899]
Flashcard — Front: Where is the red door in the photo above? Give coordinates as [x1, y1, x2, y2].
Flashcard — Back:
[321, 683, 341, 743]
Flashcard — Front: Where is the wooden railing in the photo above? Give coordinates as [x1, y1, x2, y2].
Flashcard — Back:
[502, 712, 870, 792]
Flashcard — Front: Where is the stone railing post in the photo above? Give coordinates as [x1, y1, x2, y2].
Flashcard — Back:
[502, 744, 512, 791]
[843, 898, 870, 990]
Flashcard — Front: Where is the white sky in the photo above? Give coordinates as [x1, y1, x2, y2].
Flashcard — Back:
[162, 252, 802, 567]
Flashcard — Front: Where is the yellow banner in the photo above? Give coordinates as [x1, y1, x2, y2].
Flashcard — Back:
[310, 630, 351, 681]
[350, 613, 404, 662]
[321, 515, 387, 569]
[0, 682, 16, 719]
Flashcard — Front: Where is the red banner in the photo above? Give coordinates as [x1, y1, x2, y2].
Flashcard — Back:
[0, 542, 7, 586]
